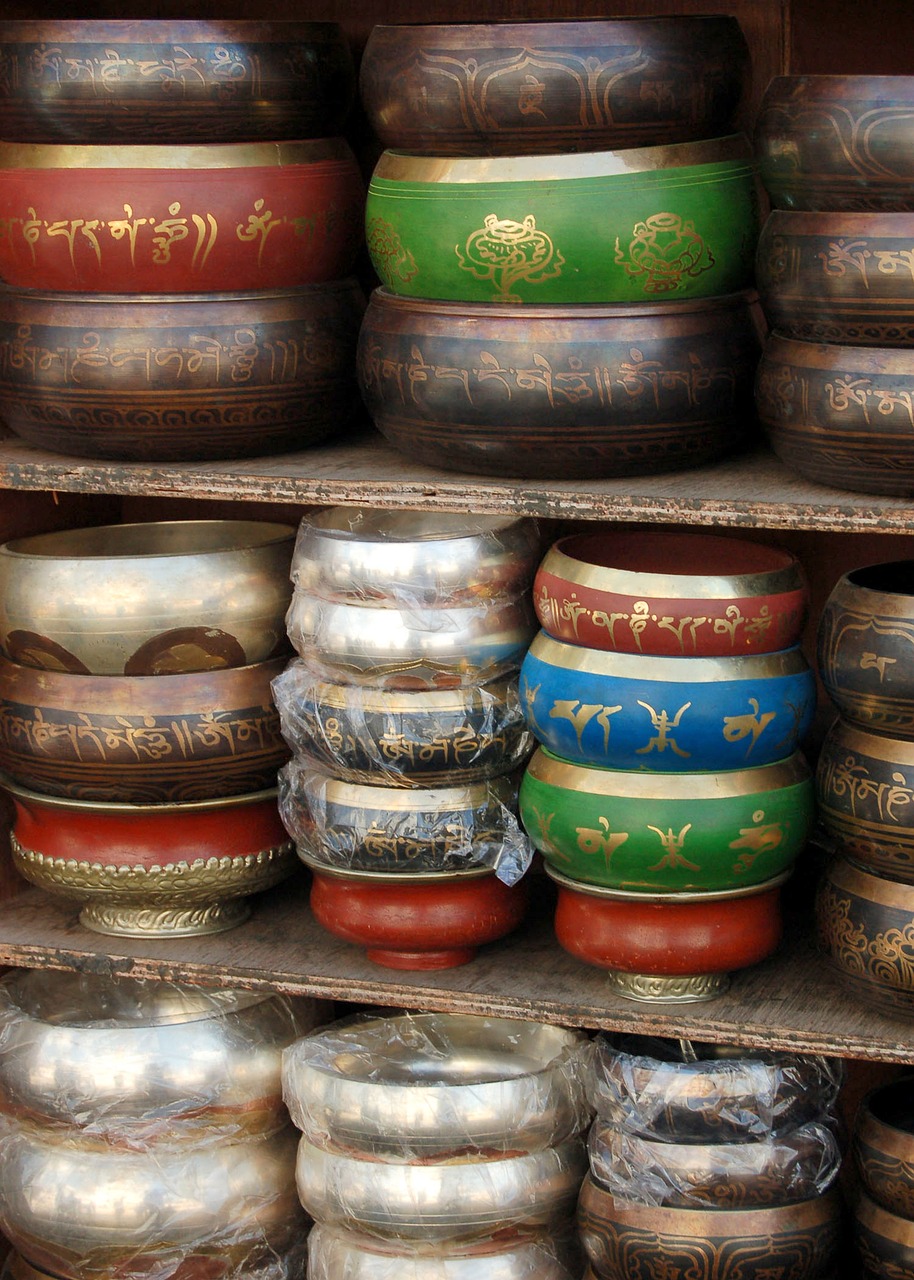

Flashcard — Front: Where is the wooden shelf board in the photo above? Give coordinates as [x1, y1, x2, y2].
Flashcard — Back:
[1, 434, 914, 534]
[1, 879, 912, 1064]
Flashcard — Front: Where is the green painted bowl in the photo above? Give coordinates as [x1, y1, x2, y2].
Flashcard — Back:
[366, 135, 759, 306]
[519, 747, 813, 893]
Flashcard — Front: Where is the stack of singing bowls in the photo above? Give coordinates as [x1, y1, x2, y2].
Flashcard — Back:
[815, 559, 914, 1017]
[517, 527, 817, 1002]
[0, 968, 323, 1280]
[0, 518, 297, 936]
[0, 19, 366, 462]
[283, 1009, 592, 1278]
[755, 75, 914, 495]
[579, 1033, 846, 1280]
[852, 1076, 914, 1276]
[355, 17, 764, 480]
[273, 506, 541, 969]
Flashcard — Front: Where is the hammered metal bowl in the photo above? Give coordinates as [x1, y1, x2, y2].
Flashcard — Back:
[854, 1078, 914, 1218]
[307, 1226, 581, 1280]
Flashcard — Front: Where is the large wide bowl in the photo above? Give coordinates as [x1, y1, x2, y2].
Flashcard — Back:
[0, 282, 365, 462]
[0, 654, 289, 802]
[578, 1174, 843, 1280]
[4, 776, 297, 937]
[282, 1010, 591, 1157]
[520, 748, 813, 893]
[305, 861, 529, 970]
[756, 333, 914, 496]
[534, 530, 807, 657]
[365, 136, 758, 306]
[548, 865, 786, 1003]
[854, 1077, 914, 1218]
[0, 20, 355, 143]
[756, 75, 914, 212]
[357, 288, 763, 480]
[519, 632, 815, 772]
[0, 139, 364, 293]
[855, 1191, 914, 1280]
[818, 560, 914, 734]
[307, 1226, 581, 1280]
[0, 519, 294, 675]
[757, 210, 914, 345]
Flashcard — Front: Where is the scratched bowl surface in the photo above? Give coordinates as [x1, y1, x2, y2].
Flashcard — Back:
[519, 632, 815, 772]
[520, 748, 813, 893]
[357, 288, 763, 479]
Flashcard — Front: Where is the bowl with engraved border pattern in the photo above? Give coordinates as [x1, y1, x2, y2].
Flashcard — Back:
[854, 1078, 914, 1219]
[0, 283, 365, 462]
[534, 529, 807, 656]
[357, 288, 763, 480]
[855, 1191, 914, 1280]
[0, 139, 364, 294]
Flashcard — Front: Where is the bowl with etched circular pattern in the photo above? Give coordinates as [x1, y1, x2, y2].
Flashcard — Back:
[854, 1078, 914, 1219]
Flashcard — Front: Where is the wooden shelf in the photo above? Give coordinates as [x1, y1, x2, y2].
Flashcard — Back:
[1, 433, 914, 534]
[1, 877, 912, 1063]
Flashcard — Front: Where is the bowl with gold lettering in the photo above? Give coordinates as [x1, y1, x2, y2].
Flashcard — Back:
[534, 530, 807, 656]
[0, 282, 365, 461]
[357, 288, 762, 479]
[365, 136, 758, 307]
[520, 748, 813, 893]
[519, 632, 815, 772]
[0, 654, 289, 803]
[0, 139, 364, 293]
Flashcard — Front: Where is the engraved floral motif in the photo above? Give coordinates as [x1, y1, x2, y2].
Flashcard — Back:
[613, 212, 715, 293]
[456, 213, 564, 302]
[366, 216, 419, 287]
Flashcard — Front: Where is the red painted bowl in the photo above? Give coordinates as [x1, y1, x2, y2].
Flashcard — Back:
[547, 864, 786, 1003]
[0, 139, 364, 293]
[306, 860, 529, 971]
[534, 530, 807, 656]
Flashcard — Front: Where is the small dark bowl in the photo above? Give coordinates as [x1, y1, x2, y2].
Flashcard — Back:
[854, 1079, 914, 1218]
[855, 1191, 914, 1279]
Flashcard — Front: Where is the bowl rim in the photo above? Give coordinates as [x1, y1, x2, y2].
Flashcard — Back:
[525, 630, 810, 680]
[365, 15, 745, 37]
[0, 18, 347, 39]
[301, 854, 496, 884]
[546, 863, 791, 902]
[0, 137, 355, 169]
[0, 281, 364, 308]
[1, 519, 295, 563]
[0, 771, 280, 815]
[368, 285, 761, 322]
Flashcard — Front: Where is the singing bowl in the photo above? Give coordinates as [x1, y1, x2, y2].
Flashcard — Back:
[578, 1175, 843, 1280]
[359, 18, 748, 156]
[0, 281, 365, 462]
[272, 661, 534, 787]
[520, 749, 813, 893]
[286, 590, 536, 690]
[290, 508, 541, 607]
[756, 75, 914, 212]
[0, 519, 294, 675]
[308, 1226, 581, 1280]
[534, 530, 807, 657]
[281, 1010, 590, 1157]
[588, 1118, 842, 1208]
[854, 1078, 914, 1217]
[305, 861, 530, 970]
[757, 210, 914, 345]
[548, 865, 786, 1003]
[816, 854, 914, 1017]
[856, 1191, 914, 1280]
[0, 138, 364, 293]
[365, 136, 758, 306]
[757, 333, 914, 496]
[357, 288, 763, 480]
[0, 20, 356, 143]
[0, 1124, 305, 1280]
[590, 1034, 843, 1142]
[4, 776, 297, 937]
[818, 560, 914, 734]
[279, 764, 526, 877]
[0, 969, 315, 1145]
[0, 654, 289, 803]
[2, 1253, 310, 1280]
[519, 632, 815, 773]
[294, 1133, 587, 1241]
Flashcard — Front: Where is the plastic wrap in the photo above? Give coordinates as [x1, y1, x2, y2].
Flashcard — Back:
[1, 1242, 312, 1280]
[282, 1010, 593, 1158]
[289, 508, 541, 607]
[0, 969, 321, 1148]
[272, 661, 535, 786]
[588, 1116, 843, 1208]
[590, 1034, 844, 1142]
[285, 589, 536, 690]
[278, 760, 532, 884]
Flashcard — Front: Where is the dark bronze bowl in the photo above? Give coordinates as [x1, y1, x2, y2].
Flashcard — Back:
[856, 1191, 914, 1279]
[358, 289, 763, 480]
[756, 75, 914, 211]
[854, 1079, 914, 1218]
[359, 17, 748, 156]
[0, 283, 365, 463]
[0, 20, 355, 143]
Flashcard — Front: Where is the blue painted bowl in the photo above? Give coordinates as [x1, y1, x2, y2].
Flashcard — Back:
[519, 632, 815, 772]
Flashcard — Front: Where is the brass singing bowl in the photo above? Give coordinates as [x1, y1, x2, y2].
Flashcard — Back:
[282, 1011, 591, 1156]
[0, 520, 294, 675]
[856, 1189, 914, 1278]
[854, 1078, 914, 1218]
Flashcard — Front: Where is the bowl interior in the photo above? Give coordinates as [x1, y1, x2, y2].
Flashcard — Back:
[558, 531, 795, 579]
[5, 520, 294, 561]
[867, 1078, 914, 1135]
[846, 560, 914, 598]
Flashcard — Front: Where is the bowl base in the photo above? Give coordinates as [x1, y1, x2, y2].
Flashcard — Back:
[606, 970, 730, 1003]
[79, 899, 251, 937]
[365, 946, 476, 970]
